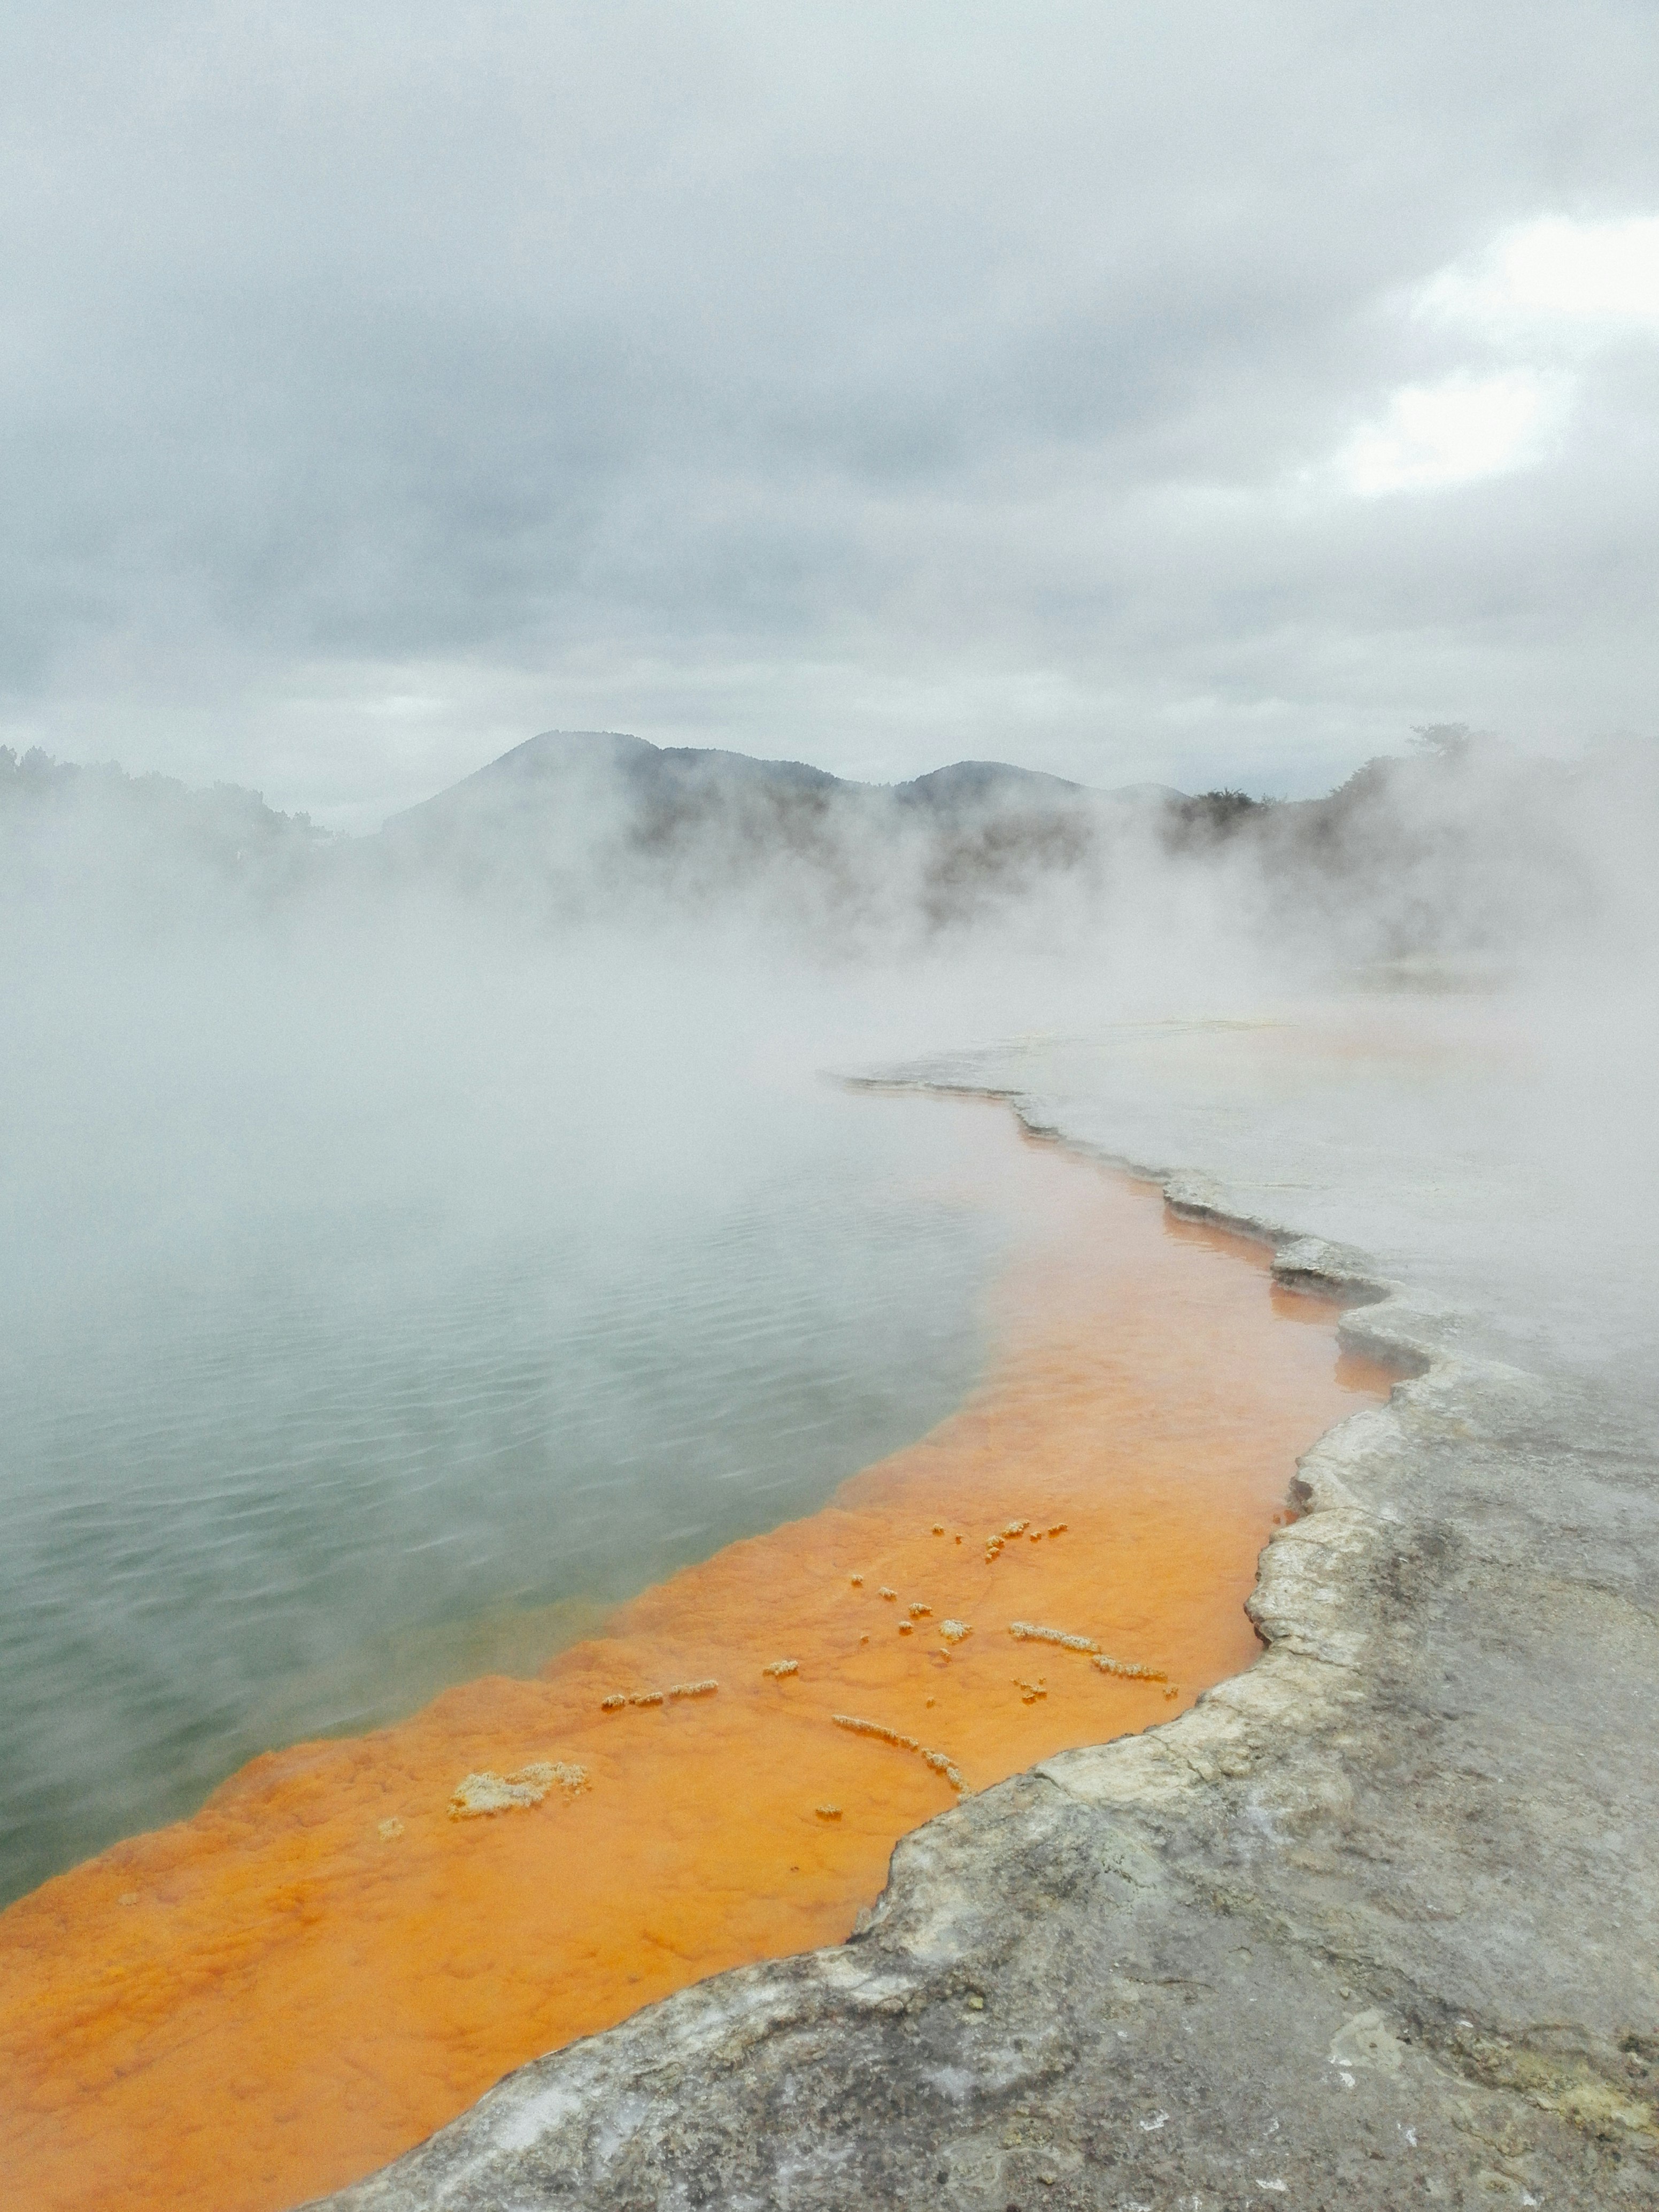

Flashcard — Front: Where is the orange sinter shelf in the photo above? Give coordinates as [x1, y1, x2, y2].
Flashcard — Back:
[0, 1114, 1393, 2212]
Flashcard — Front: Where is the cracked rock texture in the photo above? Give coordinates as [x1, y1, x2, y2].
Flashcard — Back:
[314, 1075, 1659, 2211]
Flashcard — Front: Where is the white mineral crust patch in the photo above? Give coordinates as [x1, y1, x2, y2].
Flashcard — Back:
[446, 1762, 587, 1820]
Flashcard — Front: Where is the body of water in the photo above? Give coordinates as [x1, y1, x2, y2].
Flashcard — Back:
[0, 941, 1010, 1905]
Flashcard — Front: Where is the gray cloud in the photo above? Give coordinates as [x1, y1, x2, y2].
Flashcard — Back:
[2, 0, 1656, 820]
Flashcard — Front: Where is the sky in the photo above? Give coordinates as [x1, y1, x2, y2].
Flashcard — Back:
[3, 2, 1657, 829]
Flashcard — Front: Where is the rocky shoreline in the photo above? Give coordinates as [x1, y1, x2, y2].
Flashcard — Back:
[314, 1076, 1659, 2210]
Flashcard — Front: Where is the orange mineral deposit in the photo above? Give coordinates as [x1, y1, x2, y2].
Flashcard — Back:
[0, 1111, 1393, 2212]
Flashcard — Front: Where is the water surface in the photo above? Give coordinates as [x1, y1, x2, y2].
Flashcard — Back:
[0, 975, 1007, 1906]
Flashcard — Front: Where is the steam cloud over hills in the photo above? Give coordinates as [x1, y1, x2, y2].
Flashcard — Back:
[4, 728, 1652, 979]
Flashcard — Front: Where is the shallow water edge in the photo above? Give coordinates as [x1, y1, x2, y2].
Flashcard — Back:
[0, 1096, 1386, 2212]
[307, 1072, 1659, 2210]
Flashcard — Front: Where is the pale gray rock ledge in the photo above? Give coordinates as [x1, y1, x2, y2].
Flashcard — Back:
[315, 1078, 1659, 2211]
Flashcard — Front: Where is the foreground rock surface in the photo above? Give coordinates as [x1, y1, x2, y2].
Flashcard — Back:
[315, 1131, 1659, 2210]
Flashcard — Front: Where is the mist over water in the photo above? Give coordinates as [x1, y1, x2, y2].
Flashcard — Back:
[2, 726, 1655, 1907]
[0, 926, 1019, 1906]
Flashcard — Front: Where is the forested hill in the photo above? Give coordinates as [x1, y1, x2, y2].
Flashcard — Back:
[4, 728, 1645, 966]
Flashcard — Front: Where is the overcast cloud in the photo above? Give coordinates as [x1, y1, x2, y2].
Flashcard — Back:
[3, 1, 1657, 824]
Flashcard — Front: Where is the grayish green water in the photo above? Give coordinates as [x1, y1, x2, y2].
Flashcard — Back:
[0, 941, 1006, 1907]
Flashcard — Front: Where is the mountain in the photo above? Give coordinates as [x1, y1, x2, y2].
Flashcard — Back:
[373, 729, 1174, 929]
[384, 730, 1174, 837]
[891, 760, 1088, 809]
[9, 723, 1640, 965]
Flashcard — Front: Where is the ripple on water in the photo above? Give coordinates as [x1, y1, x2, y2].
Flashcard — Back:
[0, 1114, 1394, 2212]
[0, 1090, 1006, 1906]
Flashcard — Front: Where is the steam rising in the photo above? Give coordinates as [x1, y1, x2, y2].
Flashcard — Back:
[6, 723, 1653, 967]
[1, 724, 1654, 1906]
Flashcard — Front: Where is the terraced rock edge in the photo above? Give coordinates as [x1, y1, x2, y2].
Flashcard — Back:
[314, 1084, 1659, 2211]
